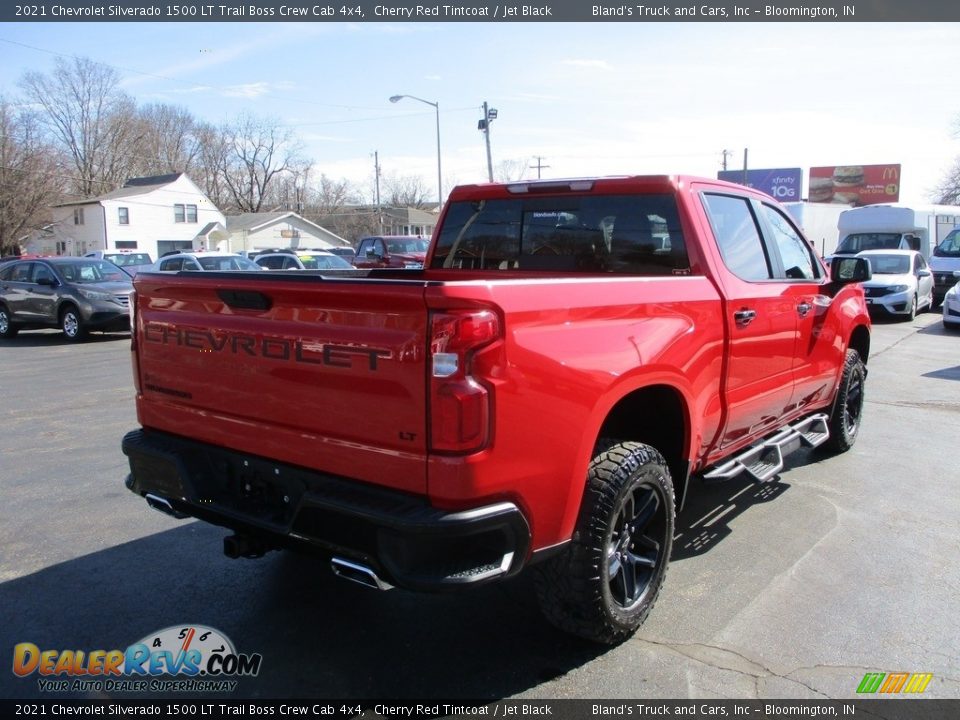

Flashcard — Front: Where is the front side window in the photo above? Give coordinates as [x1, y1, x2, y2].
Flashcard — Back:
[257, 256, 286, 270]
[118, 207, 129, 225]
[760, 204, 819, 280]
[431, 194, 689, 274]
[702, 194, 772, 281]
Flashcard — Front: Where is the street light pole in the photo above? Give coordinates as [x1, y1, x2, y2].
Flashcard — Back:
[389, 94, 442, 210]
[478, 101, 498, 182]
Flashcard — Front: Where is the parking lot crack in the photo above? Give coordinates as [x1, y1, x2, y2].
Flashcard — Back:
[633, 638, 831, 699]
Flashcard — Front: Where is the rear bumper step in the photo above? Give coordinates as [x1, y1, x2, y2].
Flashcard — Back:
[704, 413, 830, 483]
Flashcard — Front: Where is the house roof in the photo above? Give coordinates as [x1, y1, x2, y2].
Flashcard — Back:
[54, 173, 186, 207]
[225, 211, 349, 246]
[224, 212, 294, 233]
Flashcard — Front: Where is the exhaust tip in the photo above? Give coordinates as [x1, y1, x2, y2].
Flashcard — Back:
[144, 493, 188, 519]
[331, 557, 393, 591]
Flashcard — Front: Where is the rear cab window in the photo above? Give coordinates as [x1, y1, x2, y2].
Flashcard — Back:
[430, 194, 690, 275]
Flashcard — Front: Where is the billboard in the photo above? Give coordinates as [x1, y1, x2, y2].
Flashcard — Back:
[808, 164, 901, 206]
[717, 168, 802, 202]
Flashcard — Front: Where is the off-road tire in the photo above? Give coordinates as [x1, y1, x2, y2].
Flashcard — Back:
[0, 305, 19, 338]
[824, 348, 866, 453]
[534, 441, 674, 645]
[60, 305, 87, 341]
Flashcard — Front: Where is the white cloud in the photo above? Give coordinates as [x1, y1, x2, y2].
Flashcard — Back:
[561, 59, 613, 71]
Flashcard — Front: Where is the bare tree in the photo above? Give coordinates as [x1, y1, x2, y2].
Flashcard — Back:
[19, 56, 139, 197]
[494, 158, 529, 183]
[128, 103, 200, 177]
[934, 162, 960, 205]
[382, 172, 431, 208]
[190, 121, 232, 210]
[220, 113, 305, 214]
[0, 99, 63, 254]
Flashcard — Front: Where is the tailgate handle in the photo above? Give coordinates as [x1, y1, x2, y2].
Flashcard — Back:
[217, 289, 273, 311]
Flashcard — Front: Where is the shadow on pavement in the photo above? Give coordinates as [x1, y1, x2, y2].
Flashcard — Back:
[0, 522, 605, 700]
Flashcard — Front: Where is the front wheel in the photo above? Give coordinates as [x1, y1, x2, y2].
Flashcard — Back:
[60, 305, 87, 341]
[824, 348, 866, 453]
[534, 441, 674, 645]
[906, 294, 917, 321]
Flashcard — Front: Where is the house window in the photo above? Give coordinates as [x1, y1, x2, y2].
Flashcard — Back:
[174, 204, 198, 223]
[74, 208, 84, 225]
[118, 207, 129, 225]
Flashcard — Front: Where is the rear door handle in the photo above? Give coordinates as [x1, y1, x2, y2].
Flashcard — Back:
[734, 309, 757, 327]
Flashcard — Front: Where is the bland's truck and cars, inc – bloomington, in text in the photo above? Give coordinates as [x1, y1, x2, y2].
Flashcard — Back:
[122, 175, 872, 644]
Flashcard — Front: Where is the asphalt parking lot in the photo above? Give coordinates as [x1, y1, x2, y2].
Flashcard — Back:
[1, 312, 959, 701]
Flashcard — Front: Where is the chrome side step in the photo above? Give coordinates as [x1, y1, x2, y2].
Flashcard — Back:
[704, 413, 830, 483]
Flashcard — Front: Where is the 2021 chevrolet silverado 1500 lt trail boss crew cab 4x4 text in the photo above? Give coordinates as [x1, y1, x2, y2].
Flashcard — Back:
[122, 176, 871, 644]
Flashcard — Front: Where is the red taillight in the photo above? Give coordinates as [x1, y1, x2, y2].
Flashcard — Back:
[429, 310, 500, 453]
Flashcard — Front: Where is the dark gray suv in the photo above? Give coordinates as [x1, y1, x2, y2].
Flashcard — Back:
[0, 258, 133, 341]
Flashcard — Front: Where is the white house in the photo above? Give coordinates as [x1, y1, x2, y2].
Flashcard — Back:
[30, 173, 227, 260]
[222, 212, 351, 254]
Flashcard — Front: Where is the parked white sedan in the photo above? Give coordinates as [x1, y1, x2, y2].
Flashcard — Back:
[858, 250, 934, 321]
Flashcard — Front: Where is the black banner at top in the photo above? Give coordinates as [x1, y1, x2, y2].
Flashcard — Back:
[3, 0, 960, 23]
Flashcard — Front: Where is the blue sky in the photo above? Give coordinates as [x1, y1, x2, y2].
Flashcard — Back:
[1, 21, 958, 204]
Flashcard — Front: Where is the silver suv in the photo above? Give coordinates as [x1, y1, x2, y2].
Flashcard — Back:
[0, 257, 134, 341]
[150, 251, 263, 272]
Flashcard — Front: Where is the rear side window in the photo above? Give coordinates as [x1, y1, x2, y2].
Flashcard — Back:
[159, 258, 184, 272]
[702, 194, 773, 281]
[431, 194, 689, 274]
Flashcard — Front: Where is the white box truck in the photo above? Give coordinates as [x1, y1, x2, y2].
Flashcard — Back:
[833, 204, 960, 262]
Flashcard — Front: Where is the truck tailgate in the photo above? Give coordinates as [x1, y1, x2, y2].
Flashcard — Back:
[133, 272, 429, 494]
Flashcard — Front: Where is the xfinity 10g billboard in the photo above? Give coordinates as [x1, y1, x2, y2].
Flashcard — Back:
[717, 168, 802, 202]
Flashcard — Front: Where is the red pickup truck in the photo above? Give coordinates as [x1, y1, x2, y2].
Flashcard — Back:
[122, 176, 871, 644]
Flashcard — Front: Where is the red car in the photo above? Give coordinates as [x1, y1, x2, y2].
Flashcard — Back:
[352, 235, 428, 268]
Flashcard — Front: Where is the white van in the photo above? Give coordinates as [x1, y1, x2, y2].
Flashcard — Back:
[930, 227, 960, 306]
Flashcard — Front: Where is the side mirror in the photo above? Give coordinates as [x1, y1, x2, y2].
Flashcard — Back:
[918, 269, 931, 278]
[830, 256, 871, 284]
[366, 249, 381, 259]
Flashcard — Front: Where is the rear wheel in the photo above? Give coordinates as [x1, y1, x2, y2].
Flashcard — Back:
[534, 441, 674, 645]
[824, 348, 866, 453]
[0, 305, 19, 338]
[60, 305, 87, 341]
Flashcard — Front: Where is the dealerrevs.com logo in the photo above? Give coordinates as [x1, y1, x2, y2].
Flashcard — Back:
[12, 625, 262, 693]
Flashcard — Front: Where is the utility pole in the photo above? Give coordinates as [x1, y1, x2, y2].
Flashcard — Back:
[372, 150, 382, 234]
[721, 149, 732, 172]
[530, 156, 550, 179]
[742, 148, 749, 184]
